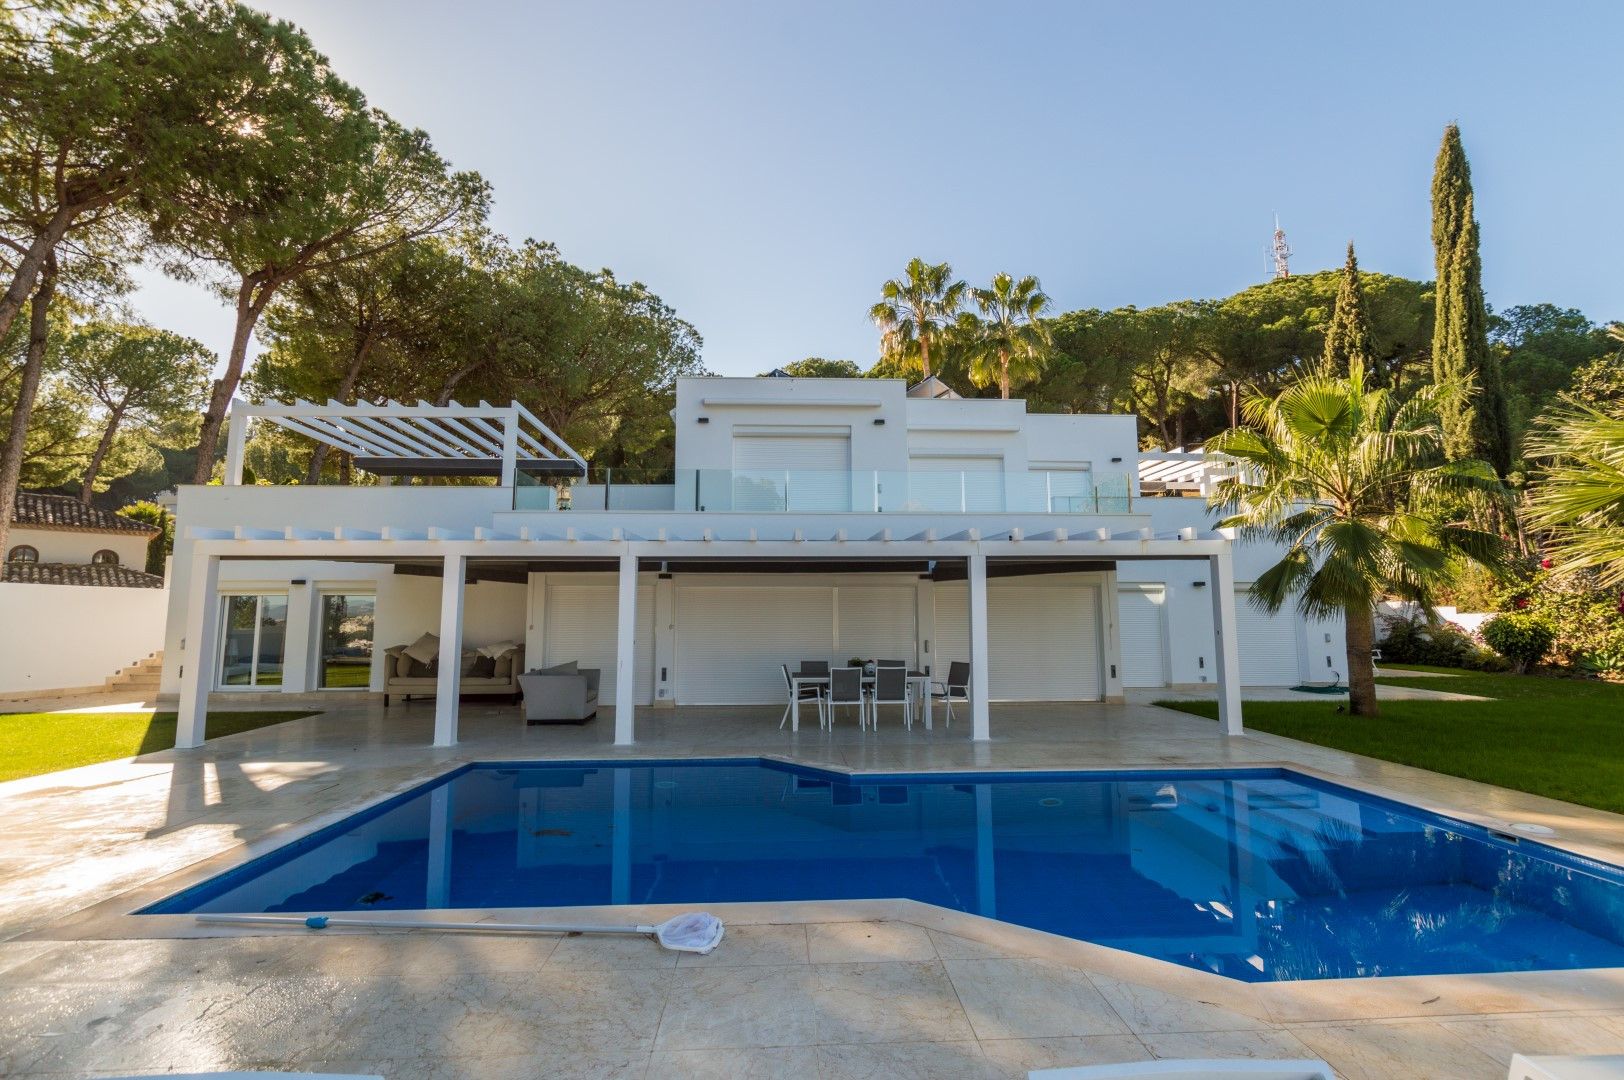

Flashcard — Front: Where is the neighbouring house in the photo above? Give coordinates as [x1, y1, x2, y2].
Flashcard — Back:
[158, 377, 1346, 748]
[1, 493, 169, 696]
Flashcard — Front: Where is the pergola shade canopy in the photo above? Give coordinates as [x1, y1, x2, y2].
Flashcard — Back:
[223, 399, 587, 484]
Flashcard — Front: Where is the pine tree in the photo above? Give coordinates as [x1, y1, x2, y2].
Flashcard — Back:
[1322, 241, 1373, 377]
[1430, 124, 1513, 474]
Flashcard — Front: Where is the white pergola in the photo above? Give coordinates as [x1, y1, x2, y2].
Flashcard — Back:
[173, 526, 1245, 751]
[222, 399, 587, 485]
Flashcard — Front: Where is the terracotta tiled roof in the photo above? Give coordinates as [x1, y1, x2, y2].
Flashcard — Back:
[9, 492, 159, 535]
[1, 561, 165, 589]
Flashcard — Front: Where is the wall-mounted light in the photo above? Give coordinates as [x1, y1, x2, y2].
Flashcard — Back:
[697, 416, 709, 424]
[873, 418, 886, 425]
[1110, 456, 1123, 463]
[1192, 581, 1207, 588]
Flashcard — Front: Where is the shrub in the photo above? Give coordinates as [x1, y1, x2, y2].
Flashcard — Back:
[1376, 612, 1505, 671]
[1481, 612, 1556, 674]
[1494, 567, 1624, 676]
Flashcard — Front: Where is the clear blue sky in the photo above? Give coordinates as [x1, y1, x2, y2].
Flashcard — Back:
[132, 0, 1624, 378]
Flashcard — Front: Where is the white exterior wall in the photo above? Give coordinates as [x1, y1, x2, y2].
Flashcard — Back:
[0, 582, 168, 694]
[160, 485, 512, 695]
[1115, 498, 1349, 686]
[6, 525, 151, 567]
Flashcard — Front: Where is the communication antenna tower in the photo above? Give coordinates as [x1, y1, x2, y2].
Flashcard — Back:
[1270, 214, 1292, 279]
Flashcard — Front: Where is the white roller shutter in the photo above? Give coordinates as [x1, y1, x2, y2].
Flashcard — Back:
[732, 432, 851, 511]
[907, 455, 1005, 512]
[835, 585, 917, 666]
[934, 579, 1102, 700]
[1118, 587, 1168, 688]
[1235, 589, 1303, 685]
[542, 583, 656, 704]
[675, 584, 835, 704]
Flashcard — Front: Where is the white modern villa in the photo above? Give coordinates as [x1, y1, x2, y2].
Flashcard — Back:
[158, 375, 1347, 750]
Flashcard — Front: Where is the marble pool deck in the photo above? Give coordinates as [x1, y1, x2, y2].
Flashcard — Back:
[1, 699, 1621, 1079]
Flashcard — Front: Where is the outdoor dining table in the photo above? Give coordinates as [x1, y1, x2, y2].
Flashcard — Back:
[788, 670, 932, 732]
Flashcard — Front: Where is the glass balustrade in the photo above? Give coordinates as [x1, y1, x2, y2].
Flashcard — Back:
[515, 469, 1134, 513]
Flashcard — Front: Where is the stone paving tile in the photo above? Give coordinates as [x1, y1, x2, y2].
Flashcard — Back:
[646, 1044, 820, 1078]
[978, 1034, 1151, 1078]
[809, 961, 977, 1045]
[1139, 1028, 1321, 1062]
[806, 919, 937, 963]
[1289, 1020, 1508, 1080]
[815, 1039, 997, 1080]
[654, 965, 820, 1050]
[943, 957, 1131, 1040]
[1435, 1014, 1624, 1067]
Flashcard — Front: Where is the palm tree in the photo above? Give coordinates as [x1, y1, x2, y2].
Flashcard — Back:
[868, 258, 966, 381]
[968, 272, 1053, 399]
[1206, 366, 1505, 716]
[1524, 403, 1624, 586]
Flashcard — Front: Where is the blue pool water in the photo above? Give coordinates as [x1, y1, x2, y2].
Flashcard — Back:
[145, 760, 1624, 983]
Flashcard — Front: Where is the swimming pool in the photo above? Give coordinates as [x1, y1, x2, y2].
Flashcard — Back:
[144, 760, 1624, 983]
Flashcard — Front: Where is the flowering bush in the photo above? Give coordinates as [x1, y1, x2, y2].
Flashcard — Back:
[1494, 566, 1624, 676]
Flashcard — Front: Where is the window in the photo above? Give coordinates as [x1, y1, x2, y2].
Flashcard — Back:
[319, 593, 375, 689]
[218, 594, 287, 688]
[6, 544, 38, 563]
[91, 549, 119, 566]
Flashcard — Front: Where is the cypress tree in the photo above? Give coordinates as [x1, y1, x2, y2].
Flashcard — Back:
[1322, 241, 1373, 378]
[1430, 124, 1512, 474]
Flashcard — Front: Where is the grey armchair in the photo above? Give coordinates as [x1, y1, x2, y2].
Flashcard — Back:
[519, 661, 601, 724]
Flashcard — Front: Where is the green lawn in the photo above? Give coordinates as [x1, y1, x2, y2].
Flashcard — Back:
[1158, 669, 1624, 814]
[0, 710, 318, 783]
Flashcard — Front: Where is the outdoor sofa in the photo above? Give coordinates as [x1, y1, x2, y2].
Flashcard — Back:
[382, 634, 524, 705]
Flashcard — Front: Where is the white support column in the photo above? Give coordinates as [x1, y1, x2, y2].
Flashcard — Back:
[968, 553, 991, 742]
[434, 553, 467, 747]
[614, 554, 638, 745]
[281, 581, 313, 693]
[223, 407, 249, 486]
[499, 410, 519, 488]
[1208, 551, 1244, 735]
[175, 552, 222, 750]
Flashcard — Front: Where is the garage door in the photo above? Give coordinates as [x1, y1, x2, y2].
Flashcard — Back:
[675, 585, 835, 704]
[907, 455, 1004, 512]
[1118, 587, 1167, 687]
[1235, 589, 1303, 685]
[935, 580, 1101, 700]
[542, 582, 656, 704]
[732, 431, 851, 511]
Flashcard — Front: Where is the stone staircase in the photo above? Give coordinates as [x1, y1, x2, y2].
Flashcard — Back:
[0, 649, 167, 706]
[102, 651, 163, 696]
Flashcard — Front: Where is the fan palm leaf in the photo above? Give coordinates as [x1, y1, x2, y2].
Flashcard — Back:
[1206, 366, 1508, 715]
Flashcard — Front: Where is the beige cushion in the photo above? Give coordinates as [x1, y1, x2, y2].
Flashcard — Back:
[478, 640, 519, 659]
[459, 649, 479, 677]
[403, 632, 439, 665]
[396, 652, 415, 680]
[493, 649, 519, 681]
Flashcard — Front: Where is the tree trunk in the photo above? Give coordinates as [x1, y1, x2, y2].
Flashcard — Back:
[1344, 604, 1379, 717]
[80, 403, 127, 505]
[192, 277, 274, 485]
[0, 206, 75, 348]
[999, 349, 1010, 399]
[304, 334, 374, 484]
[338, 450, 352, 486]
[0, 256, 57, 558]
[919, 331, 932, 381]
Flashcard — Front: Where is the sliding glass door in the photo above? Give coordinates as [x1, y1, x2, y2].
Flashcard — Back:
[319, 593, 375, 689]
[219, 594, 288, 688]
